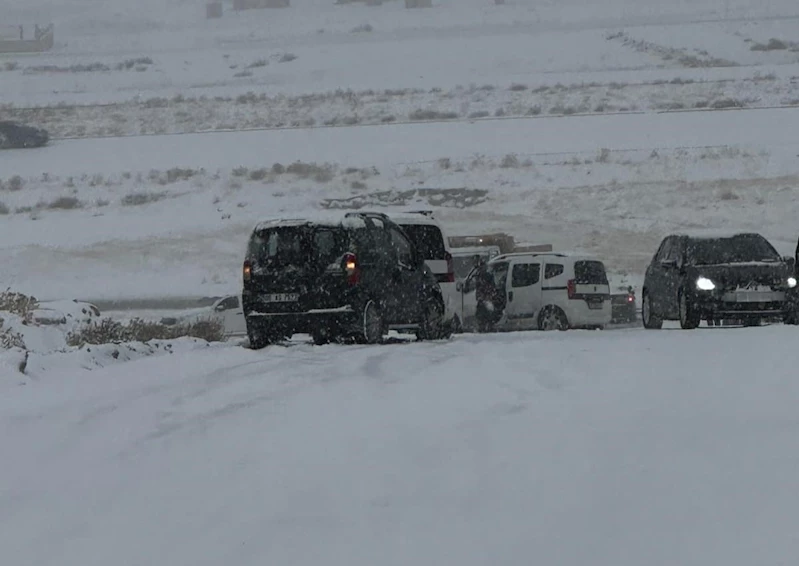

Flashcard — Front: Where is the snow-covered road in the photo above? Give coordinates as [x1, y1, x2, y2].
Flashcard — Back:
[2, 327, 799, 566]
[4, 106, 799, 177]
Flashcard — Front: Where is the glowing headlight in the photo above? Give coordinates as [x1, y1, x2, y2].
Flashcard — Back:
[788, 277, 797, 288]
[696, 277, 715, 291]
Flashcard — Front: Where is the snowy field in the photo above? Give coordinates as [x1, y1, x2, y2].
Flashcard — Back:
[2, 0, 799, 301]
[4, 329, 799, 566]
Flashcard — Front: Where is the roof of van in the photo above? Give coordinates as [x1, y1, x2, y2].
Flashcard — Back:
[450, 245, 501, 256]
[490, 251, 601, 263]
[252, 213, 370, 232]
[389, 210, 442, 225]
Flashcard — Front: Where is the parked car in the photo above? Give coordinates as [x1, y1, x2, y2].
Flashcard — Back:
[0, 121, 49, 149]
[241, 212, 451, 348]
[642, 232, 798, 329]
[31, 300, 101, 330]
[610, 286, 637, 324]
[160, 295, 247, 337]
[389, 211, 458, 331]
[459, 251, 612, 332]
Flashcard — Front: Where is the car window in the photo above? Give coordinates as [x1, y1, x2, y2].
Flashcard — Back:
[218, 296, 239, 310]
[544, 264, 564, 279]
[398, 224, 446, 260]
[248, 226, 306, 265]
[354, 227, 390, 264]
[312, 229, 348, 266]
[686, 235, 781, 265]
[655, 238, 673, 262]
[512, 263, 540, 287]
[248, 226, 348, 268]
[388, 227, 414, 266]
[574, 260, 609, 284]
[489, 261, 510, 289]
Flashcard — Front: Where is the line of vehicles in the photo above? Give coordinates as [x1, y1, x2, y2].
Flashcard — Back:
[236, 209, 633, 348]
[168, 213, 799, 347]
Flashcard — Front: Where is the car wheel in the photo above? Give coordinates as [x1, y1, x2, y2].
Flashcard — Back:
[742, 317, 761, 328]
[311, 329, 332, 345]
[246, 319, 270, 350]
[537, 306, 569, 331]
[417, 295, 447, 341]
[642, 291, 663, 329]
[784, 307, 799, 325]
[678, 290, 700, 330]
[355, 300, 383, 344]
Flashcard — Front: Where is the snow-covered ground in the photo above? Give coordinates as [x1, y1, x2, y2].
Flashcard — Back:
[4, 328, 799, 565]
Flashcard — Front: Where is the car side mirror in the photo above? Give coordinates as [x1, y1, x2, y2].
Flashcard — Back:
[784, 256, 796, 272]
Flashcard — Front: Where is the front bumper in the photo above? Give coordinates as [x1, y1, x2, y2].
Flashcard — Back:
[692, 289, 788, 317]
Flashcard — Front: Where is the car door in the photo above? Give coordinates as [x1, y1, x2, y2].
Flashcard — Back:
[503, 259, 542, 328]
[645, 237, 675, 318]
[386, 224, 422, 323]
[459, 266, 480, 330]
[224, 295, 246, 336]
[661, 237, 686, 318]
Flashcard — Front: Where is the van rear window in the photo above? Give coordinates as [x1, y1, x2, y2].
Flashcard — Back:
[248, 226, 347, 267]
[574, 260, 608, 284]
[399, 225, 446, 260]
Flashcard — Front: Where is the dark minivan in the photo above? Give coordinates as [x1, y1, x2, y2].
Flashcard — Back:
[642, 232, 798, 329]
[241, 212, 450, 348]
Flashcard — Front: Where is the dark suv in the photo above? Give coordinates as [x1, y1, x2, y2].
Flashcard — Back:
[642, 233, 798, 329]
[241, 212, 450, 348]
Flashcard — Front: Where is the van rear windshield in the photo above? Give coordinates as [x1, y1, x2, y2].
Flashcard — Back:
[399, 225, 446, 260]
[574, 260, 608, 284]
[248, 226, 347, 267]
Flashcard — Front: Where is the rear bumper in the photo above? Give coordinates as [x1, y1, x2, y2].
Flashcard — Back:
[245, 305, 357, 333]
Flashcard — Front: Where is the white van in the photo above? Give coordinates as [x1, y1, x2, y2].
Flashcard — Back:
[390, 211, 458, 329]
[458, 251, 612, 331]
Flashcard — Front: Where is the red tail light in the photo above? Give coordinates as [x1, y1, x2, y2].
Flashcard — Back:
[243, 260, 252, 283]
[627, 294, 635, 303]
[445, 251, 455, 283]
[343, 252, 360, 285]
[567, 279, 577, 299]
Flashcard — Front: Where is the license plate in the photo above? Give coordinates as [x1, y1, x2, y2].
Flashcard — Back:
[264, 293, 299, 303]
[733, 291, 780, 303]
[587, 299, 604, 310]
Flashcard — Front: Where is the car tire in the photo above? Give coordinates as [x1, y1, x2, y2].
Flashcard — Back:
[742, 317, 761, 328]
[246, 318, 270, 350]
[642, 291, 663, 330]
[354, 300, 383, 345]
[678, 290, 700, 330]
[417, 295, 447, 341]
[311, 329, 332, 345]
[537, 306, 569, 331]
[784, 307, 799, 326]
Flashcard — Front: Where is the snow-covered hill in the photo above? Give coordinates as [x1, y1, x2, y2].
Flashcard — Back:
[3, 328, 799, 565]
